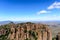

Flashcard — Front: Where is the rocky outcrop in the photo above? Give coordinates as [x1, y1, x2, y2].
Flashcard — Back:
[0, 22, 52, 40]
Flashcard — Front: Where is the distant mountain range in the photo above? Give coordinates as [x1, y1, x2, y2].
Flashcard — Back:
[0, 21, 11, 25]
[0, 20, 60, 25]
[0, 21, 28, 25]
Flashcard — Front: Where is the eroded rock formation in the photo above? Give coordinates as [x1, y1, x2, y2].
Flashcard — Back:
[1, 22, 52, 40]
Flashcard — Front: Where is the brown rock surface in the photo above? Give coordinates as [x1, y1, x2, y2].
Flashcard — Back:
[8, 22, 52, 40]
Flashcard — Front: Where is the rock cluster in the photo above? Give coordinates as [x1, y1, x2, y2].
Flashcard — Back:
[8, 22, 52, 40]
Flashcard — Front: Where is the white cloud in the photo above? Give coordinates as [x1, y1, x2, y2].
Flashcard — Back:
[37, 2, 60, 15]
[37, 10, 50, 15]
[48, 2, 60, 9]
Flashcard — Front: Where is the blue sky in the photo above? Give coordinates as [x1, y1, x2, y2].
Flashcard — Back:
[0, 0, 60, 21]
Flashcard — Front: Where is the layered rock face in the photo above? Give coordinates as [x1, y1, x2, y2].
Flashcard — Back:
[8, 22, 52, 40]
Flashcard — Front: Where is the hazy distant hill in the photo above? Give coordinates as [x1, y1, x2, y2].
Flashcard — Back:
[0, 20, 60, 25]
[0, 21, 12, 25]
[0, 21, 26, 25]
